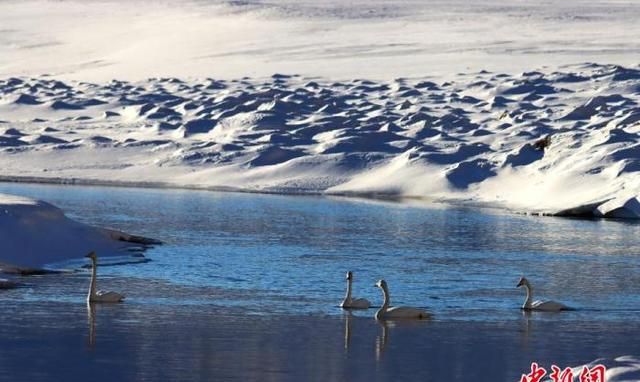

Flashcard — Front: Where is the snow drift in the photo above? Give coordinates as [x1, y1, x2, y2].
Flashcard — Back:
[1, 63, 639, 218]
[548, 356, 640, 382]
[0, 193, 159, 272]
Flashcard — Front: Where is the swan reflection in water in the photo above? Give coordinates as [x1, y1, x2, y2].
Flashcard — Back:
[343, 311, 353, 351]
[342, 311, 388, 361]
[87, 302, 97, 349]
[519, 309, 533, 349]
[375, 320, 431, 362]
[375, 320, 390, 362]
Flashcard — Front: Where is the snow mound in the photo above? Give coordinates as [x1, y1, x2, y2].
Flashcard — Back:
[0, 193, 160, 272]
[1, 63, 640, 218]
[547, 356, 640, 382]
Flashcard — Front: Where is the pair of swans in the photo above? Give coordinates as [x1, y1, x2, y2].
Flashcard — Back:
[341, 271, 431, 320]
[86, 251, 125, 303]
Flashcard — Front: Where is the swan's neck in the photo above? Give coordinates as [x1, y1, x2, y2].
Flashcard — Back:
[523, 282, 533, 309]
[343, 279, 353, 303]
[88, 259, 97, 301]
[375, 286, 391, 320]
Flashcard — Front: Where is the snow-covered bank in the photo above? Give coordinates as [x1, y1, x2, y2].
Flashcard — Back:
[0, 193, 159, 272]
[548, 356, 640, 382]
[1, 0, 639, 218]
[1, 63, 639, 218]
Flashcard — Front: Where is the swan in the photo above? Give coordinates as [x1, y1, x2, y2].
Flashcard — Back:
[86, 251, 125, 303]
[340, 271, 371, 309]
[516, 276, 568, 312]
[374, 279, 431, 320]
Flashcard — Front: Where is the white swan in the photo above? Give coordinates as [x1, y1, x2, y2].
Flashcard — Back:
[341, 271, 371, 309]
[374, 279, 431, 320]
[86, 251, 125, 303]
[517, 276, 568, 312]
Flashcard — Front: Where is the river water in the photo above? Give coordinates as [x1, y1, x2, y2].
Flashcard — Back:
[1, 182, 639, 381]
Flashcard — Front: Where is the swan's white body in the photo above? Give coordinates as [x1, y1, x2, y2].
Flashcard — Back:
[341, 271, 371, 309]
[375, 279, 431, 320]
[517, 277, 567, 312]
[86, 252, 125, 303]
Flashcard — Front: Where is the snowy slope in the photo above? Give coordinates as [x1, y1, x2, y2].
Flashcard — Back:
[0, 63, 639, 218]
[0, 0, 638, 218]
[0, 193, 159, 271]
[1, 0, 640, 81]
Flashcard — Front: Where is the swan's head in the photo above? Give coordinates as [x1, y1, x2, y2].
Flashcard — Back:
[375, 279, 388, 289]
[516, 276, 528, 288]
[346, 271, 353, 281]
[85, 251, 97, 261]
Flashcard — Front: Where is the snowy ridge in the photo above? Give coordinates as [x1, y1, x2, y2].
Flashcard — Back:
[0, 63, 639, 218]
[0, 193, 160, 271]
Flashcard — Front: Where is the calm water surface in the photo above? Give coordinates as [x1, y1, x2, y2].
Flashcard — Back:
[1, 182, 640, 381]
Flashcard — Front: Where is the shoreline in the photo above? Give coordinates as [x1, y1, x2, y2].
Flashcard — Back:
[0, 175, 636, 222]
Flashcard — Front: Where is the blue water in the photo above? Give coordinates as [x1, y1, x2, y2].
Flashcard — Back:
[3, 182, 640, 382]
[1, 182, 639, 322]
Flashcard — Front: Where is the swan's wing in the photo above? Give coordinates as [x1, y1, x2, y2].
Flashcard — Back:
[386, 306, 432, 319]
[352, 298, 371, 308]
[531, 300, 567, 311]
[342, 298, 371, 309]
[96, 291, 125, 301]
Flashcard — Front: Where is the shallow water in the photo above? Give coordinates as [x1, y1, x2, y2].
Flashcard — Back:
[1, 182, 640, 381]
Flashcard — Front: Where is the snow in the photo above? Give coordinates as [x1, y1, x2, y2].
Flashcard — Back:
[2, 0, 640, 81]
[0, 2, 639, 380]
[0, 63, 639, 217]
[0, 193, 158, 271]
[0, 0, 639, 219]
[550, 356, 640, 382]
